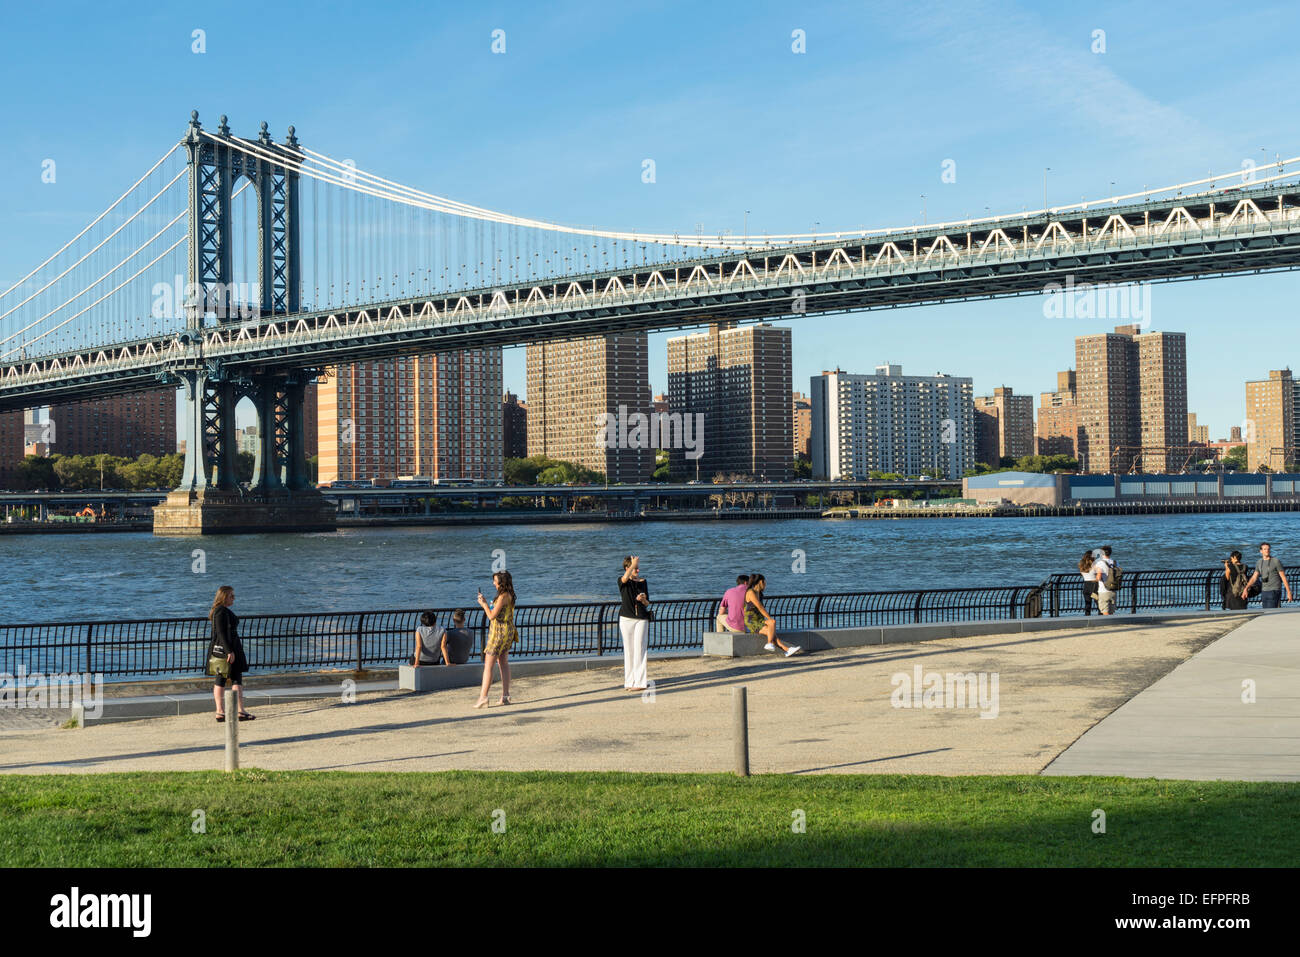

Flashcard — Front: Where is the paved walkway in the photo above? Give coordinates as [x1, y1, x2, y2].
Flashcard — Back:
[0, 617, 1243, 776]
[1044, 611, 1300, 781]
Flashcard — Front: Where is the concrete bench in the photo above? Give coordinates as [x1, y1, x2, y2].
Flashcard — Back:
[399, 663, 469, 691]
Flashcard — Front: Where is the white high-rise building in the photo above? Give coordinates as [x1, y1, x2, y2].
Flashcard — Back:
[810, 364, 974, 480]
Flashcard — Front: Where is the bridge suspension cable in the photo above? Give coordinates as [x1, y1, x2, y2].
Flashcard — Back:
[0, 179, 256, 358]
[0, 145, 181, 301]
[0, 168, 186, 328]
[0, 211, 187, 355]
[210, 130, 1300, 248]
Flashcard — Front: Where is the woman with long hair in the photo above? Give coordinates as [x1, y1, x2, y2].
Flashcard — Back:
[618, 555, 651, 691]
[745, 574, 801, 657]
[474, 570, 517, 707]
[207, 585, 252, 722]
[1078, 551, 1098, 616]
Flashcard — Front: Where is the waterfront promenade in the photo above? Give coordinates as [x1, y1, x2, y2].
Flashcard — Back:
[0, 616, 1249, 776]
[1045, 611, 1300, 781]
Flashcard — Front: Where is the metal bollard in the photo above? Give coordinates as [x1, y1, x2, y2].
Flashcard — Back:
[733, 685, 749, 777]
[224, 687, 239, 771]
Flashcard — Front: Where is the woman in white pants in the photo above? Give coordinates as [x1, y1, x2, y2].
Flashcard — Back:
[618, 555, 651, 691]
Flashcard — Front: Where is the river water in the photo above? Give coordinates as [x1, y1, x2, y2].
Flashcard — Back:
[2, 512, 1297, 623]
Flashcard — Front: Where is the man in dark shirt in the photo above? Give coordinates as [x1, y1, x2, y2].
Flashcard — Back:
[1244, 542, 1292, 609]
[441, 608, 473, 665]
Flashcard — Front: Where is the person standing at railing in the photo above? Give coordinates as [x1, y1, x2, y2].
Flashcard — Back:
[1078, 551, 1098, 615]
[474, 572, 517, 707]
[619, 555, 651, 691]
[745, 574, 802, 657]
[1243, 542, 1292, 609]
[1092, 546, 1118, 616]
[207, 585, 253, 722]
[1222, 551, 1249, 611]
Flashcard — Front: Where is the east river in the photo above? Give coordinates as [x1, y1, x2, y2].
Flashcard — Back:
[2, 512, 1299, 623]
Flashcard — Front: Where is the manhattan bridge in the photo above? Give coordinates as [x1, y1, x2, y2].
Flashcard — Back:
[1, 112, 1298, 531]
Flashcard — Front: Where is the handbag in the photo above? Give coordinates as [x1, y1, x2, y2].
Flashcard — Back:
[207, 655, 231, 677]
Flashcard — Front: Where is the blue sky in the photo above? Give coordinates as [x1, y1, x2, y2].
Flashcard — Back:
[1, 0, 1297, 439]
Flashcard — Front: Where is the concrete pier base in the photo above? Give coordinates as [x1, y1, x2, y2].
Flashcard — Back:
[152, 488, 336, 535]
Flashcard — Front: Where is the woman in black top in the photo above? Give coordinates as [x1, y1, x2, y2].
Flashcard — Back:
[1222, 551, 1249, 611]
[618, 555, 651, 691]
[208, 585, 253, 722]
[1078, 551, 1098, 616]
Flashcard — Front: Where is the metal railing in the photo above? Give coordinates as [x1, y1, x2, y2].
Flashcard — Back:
[1044, 565, 1299, 617]
[0, 567, 1288, 681]
[1, 584, 1041, 681]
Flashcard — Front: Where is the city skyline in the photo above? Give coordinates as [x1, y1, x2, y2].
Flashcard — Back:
[1, 3, 1297, 440]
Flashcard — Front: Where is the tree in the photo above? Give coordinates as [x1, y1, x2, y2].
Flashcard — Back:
[792, 458, 811, 479]
[536, 465, 571, 485]
[504, 454, 601, 486]
[1223, 445, 1248, 470]
[92, 454, 128, 489]
[157, 454, 184, 489]
[53, 455, 97, 490]
[1013, 453, 1078, 473]
[652, 450, 670, 482]
[505, 455, 548, 486]
[15, 454, 56, 490]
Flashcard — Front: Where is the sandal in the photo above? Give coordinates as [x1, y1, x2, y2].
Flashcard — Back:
[237, 712, 255, 721]
[216, 714, 225, 723]
[474, 698, 489, 709]
[498, 696, 511, 706]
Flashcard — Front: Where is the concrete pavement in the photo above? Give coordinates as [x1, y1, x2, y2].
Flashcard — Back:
[1044, 610, 1300, 781]
[0, 617, 1245, 776]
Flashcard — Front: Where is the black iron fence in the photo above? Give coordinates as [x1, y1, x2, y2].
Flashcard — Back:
[1044, 564, 1298, 617]
[0, 567, 1290, 681]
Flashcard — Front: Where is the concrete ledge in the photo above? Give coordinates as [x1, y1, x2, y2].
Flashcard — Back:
[70, 651, 702, 724]
[399, 652, 695, 692]
[72, 679, 396, 726]
[701, 607, 1281, 657]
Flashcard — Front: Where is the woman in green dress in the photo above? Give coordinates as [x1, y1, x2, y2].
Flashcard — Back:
[475, 570, 518, 707]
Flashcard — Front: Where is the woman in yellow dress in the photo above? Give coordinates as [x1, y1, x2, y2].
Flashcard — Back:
[475, 570, 517, 707]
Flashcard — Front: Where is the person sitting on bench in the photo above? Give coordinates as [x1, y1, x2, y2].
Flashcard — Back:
[441, 608, 473, 665]
[413, 611, 446, 666]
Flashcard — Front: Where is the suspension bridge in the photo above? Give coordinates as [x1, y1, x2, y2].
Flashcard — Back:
[1, 112, 1299, 532]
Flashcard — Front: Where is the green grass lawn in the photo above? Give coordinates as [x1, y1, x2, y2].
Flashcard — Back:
[1, 771, 1295, 867]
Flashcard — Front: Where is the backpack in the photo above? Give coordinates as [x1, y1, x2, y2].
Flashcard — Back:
[1228, 564, 1248, 595]
[1103, 561, 1122, 592]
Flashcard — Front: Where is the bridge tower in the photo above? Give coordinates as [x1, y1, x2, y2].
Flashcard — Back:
[154, 112, 334, 535]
